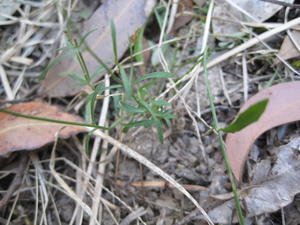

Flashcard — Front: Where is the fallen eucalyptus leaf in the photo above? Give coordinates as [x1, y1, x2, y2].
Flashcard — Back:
[225, 81, 300, 181]
[40, 0, 156, 97]
[0, 101, 87, 155]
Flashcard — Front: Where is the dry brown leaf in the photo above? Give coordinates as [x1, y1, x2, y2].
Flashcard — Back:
[171, 0, 194, 32]
[0, 101, 87, 155]
[276, 30, 300, 63]
[40, 0, 156, 97]
[209, 137, 300, 223]
[225, 81, 300, 181]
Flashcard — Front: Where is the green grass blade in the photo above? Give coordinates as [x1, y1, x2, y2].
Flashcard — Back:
[110, 20, 118, 64]
[133, 26, 145, 63]
[39, 51, 73, 81]
[0, 108, 110, 130]
[78, 29, 97, 47]
[202, 47, 246, 225]
[150, 99, 171, 107]
[154, 120, 164, 143]
[135, 72, 174, 83]
[123, 119, 156, 128]
[119, 101, 145, 113]
[119, 65, 132, 100]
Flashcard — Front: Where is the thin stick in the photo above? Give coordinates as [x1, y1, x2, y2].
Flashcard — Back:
[88, 74, 111, 225]
[91, 129, 214, 225]
[242, 54, 248, 101]
[115, 180, 207, 191]
[160, 17, 300, 100]
[218, 67, 232, 106]
[166, 0, 179, 34]
[0, 153, 28, 209]
[49, 134, 101, 225]
[0, 65, 14, 100]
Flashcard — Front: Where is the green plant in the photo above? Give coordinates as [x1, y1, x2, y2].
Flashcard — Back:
[221, 99, 269, 133]
[3, 22, 176, 145]
[202, 47, 246, 225]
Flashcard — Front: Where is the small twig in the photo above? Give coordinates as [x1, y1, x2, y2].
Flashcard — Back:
[161, 16, 300, 101]
[242, 53, 249, 102]
[119, 207, 147, 225]
[115, 180, 207, 191]
[0, 153, 28, 209]
[259, 0, 300, 9]
[166, 0, 179, 34]
[91, 129, 214, 225]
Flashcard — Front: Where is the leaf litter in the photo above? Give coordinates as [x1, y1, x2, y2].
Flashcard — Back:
[40, 0, 156, 97]
[208, 137, 300, 223]
[0, 101, 87, 155]
[225, 81, 300, 181]
[2, 0, 300, 224]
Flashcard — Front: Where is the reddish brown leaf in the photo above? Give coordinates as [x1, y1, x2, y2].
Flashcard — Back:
[225, 81, 300, 181]
[0, 101, 87, 155]
[171, 0, 194, 33]
[39, 0, 156, 97]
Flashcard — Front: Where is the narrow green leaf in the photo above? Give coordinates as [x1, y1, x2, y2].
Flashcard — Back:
[119, 101, 145, 113]
[135, 72, 174, 83]
[39, 51, 73, 81]
[151, 99, 171, 107]
[154, 120, 164, 143]
[119, 65, 132, 100]
[133, 26, 145, 63]
[85, 84, 105, 123]
[221, 99, 269, 133]
[110, 20, 118, 64]
[123, 119, 156, 128]
[78, 29, 97, 47]
[164, 118, 172, 127]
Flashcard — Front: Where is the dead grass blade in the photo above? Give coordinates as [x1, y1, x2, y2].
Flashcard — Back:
[91, 129, 214, 225]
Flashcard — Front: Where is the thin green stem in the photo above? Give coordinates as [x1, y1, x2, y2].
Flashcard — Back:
[64, 31, 94, 89]
[74, 40, 92, 84]
[0, 108, 126, 131]
[202, 48, 246, 225]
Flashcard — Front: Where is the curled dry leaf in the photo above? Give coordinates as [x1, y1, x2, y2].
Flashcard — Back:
[225, 81, 300, 181]
[40, 0, 156, 97]
[276, 30, 300, 63]
[209, 137, 300, 223]
[0, 101, 87, 155]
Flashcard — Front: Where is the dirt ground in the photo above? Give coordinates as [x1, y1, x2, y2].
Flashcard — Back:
[1, 0, 300, 225]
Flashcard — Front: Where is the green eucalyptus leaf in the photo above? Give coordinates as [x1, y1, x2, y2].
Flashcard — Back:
[221, 99, 269, 133]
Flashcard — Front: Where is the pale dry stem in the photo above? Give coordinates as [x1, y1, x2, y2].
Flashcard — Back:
[90, 128, 214, 225]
